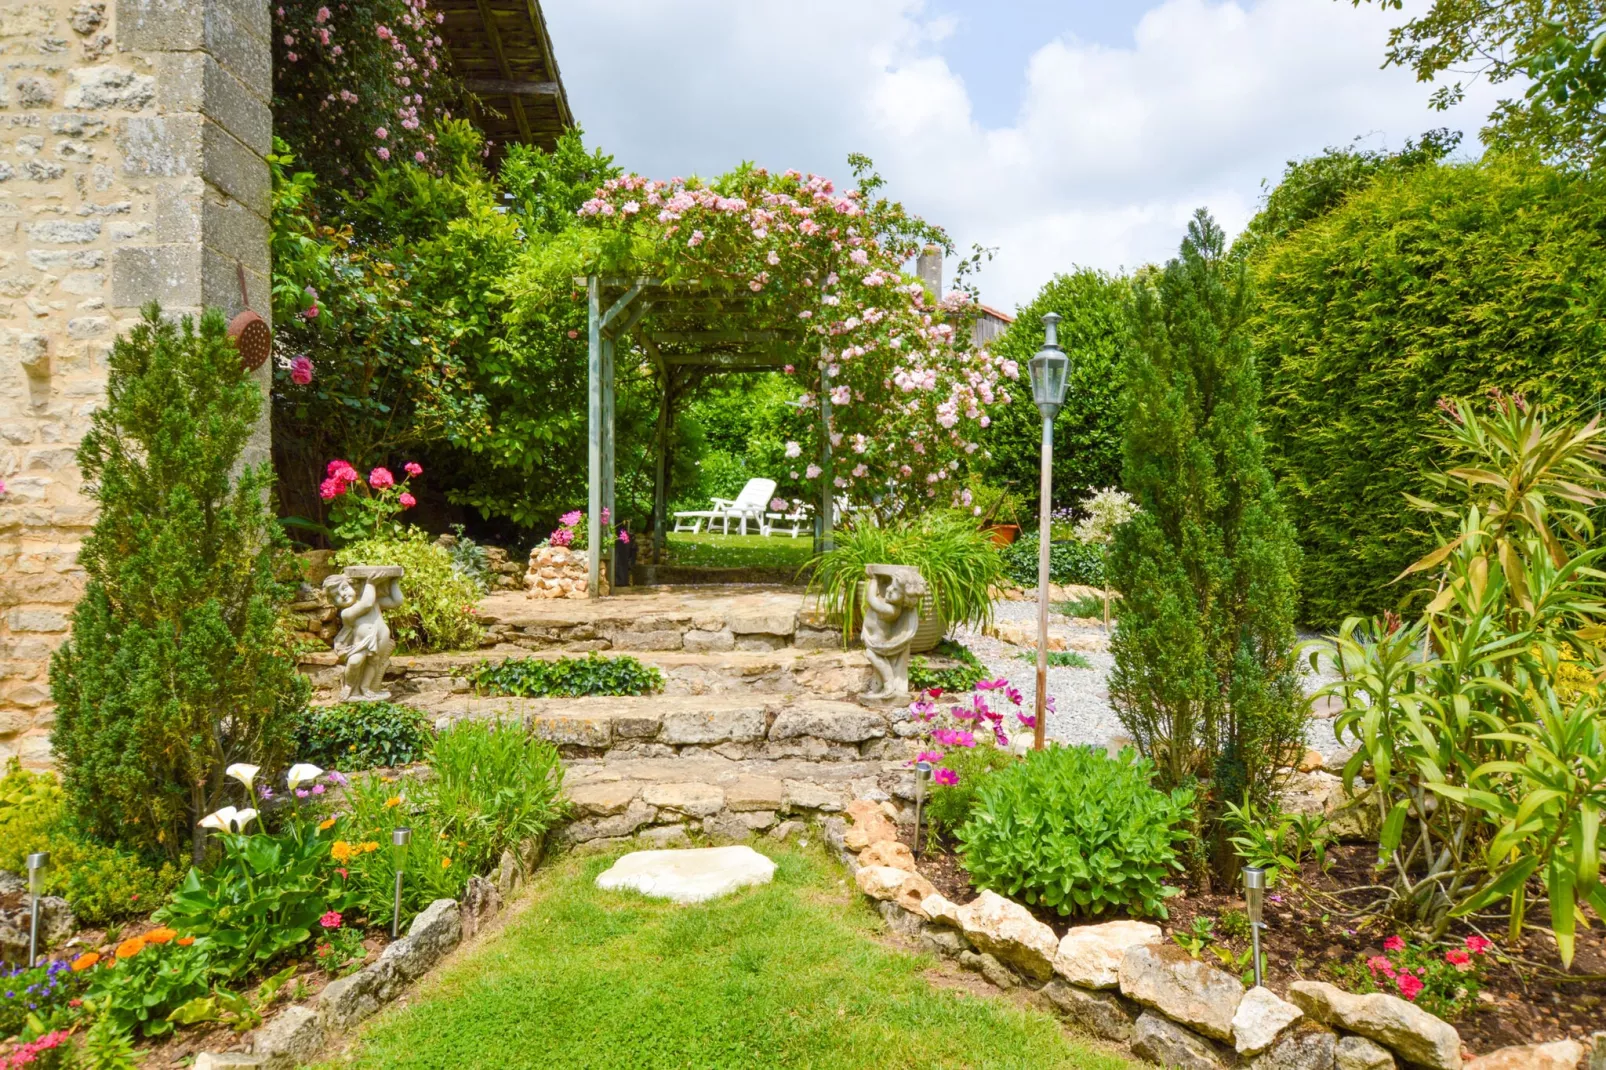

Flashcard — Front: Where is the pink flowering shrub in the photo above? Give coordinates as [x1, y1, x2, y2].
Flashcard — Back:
[544, 508, 628, 552]
[321, 457, 423, 543]
[1339, 933, 1490, 1020]
[272, 0, 456, 188]
[569, 159, 1011, 516]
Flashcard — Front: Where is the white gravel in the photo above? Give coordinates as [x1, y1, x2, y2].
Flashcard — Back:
[954, 599, 1351, 766]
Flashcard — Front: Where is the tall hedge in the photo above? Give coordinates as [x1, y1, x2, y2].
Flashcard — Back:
[981, 269, 1131, 514]
[1251, 155, 1606, 624]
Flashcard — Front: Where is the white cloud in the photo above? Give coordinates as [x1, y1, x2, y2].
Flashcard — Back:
[543, 0, 1505, 308]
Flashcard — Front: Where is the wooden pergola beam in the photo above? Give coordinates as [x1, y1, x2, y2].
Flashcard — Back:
[463, 77, 561, 98]
[472, 0, 533, 144]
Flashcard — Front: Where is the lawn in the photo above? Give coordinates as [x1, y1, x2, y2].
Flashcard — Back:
[664, 530, 815, 570]
[320, 845, 1139, 1070]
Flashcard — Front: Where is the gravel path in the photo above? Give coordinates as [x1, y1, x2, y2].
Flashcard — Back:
[954, 599, 1351, 766]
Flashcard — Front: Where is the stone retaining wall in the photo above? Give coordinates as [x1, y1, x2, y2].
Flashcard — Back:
[830, 802, 1604, 1070]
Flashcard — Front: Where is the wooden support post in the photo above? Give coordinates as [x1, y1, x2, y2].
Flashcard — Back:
[653, 372, 670, 563]
[602, 334, 617, 544]
[587, 277, 602, 597]
[817, 358, 834, 554]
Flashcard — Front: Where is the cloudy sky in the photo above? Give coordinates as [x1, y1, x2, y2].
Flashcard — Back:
[542, 0, 1506, 310]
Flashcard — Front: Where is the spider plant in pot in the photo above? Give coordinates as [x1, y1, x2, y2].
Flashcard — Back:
[807, 511, 1005, 652]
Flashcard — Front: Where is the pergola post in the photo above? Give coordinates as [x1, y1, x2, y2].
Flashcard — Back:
[586, 276, 603, 597]
[817, 358, 834, 554]
[602, 333, 617, 540]
[653, 373, 671, 562]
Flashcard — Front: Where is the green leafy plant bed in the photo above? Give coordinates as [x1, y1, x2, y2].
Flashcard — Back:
[1001, 536, 1105, 588]
[1015, 650, 1093, 670]
[908, 640, 987, 694]
[294, 701, 432, 771]
[468, 653, 664, 698]
[309, 845, 1139, 1070]
[957, 746, 1194, 919]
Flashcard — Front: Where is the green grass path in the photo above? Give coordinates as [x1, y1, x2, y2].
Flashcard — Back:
[320, 845, 1139, 1069]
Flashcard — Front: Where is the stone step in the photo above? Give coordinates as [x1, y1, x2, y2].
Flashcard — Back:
[558, 752, 917, 848]
[300, 645, 878, 703]
[417, 692, 925, 763]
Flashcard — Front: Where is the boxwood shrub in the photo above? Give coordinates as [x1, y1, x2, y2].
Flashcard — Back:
[1000, 535, 1105, 588]
[294, 700, 432, 770]
[957, 745, 1193, 918]
[469, 652, 663, 698]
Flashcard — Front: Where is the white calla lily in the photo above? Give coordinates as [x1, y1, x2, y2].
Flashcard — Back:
[198, 805, 259, 833]
[199, 806, 241, 832]
[286, 763, 324, 790]
[225, 763, 259, 790]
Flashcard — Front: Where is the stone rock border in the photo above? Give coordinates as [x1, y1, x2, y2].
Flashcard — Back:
[830, 800, 1606, 1070]
[192, 841, 535, 1070]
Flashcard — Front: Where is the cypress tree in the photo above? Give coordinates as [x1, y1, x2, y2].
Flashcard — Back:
[50, 306, 307, 863]
[1107, 211, 1305, 880]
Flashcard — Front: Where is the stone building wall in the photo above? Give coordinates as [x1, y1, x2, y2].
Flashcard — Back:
[0, 0, 272, 766]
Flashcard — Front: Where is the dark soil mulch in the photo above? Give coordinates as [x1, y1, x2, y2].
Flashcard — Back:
[899, 829, 1606, 1055]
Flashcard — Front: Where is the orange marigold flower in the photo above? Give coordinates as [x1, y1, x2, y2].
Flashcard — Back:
[177, 936, 195, 947]
[361, 841, 379, 853]
[318, 818, 337, 831]
[441, 857, 452, 869]
[143, 927, 177, 945]
[331, 840, 355, 862]
[115, 937, 147, 959]
[70, 951, 101, 971]
[384, 795, 402, 809]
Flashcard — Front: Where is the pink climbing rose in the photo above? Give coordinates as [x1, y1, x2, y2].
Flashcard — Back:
[290, 355, 314, 384]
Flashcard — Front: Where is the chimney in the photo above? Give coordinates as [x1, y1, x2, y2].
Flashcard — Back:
[917, 244, 942, 298]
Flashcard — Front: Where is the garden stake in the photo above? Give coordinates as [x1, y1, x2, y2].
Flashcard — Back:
[912, 760, 932, 856]
[1027, 313, 1070, 750]
[391, 826, 412, 939]
[26, 851, 48, 965]
[1243, 866, 1265, 987]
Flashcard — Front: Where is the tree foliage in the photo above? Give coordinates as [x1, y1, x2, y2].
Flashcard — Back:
[50, 308, 308, 862]
[1350, 0, 1606, 165]
[1108, 211, 1305, 880]
[1250, 154, 1606, 623]
[980, 269, 1131, 514]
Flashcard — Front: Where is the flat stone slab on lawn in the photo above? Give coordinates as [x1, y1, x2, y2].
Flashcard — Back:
[595, 846, 777, 904]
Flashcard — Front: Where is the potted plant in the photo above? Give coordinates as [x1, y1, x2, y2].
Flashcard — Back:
[971, 483, 1022, 546]
[808, 512, 1005, 652]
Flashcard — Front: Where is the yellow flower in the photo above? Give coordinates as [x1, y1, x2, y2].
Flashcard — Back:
[318, 818, 336, 831]
[384, 795, 402, 809]
[441, 857, 452, 869]
[361, 841, 380, 853]
[331, 840, 355, 862]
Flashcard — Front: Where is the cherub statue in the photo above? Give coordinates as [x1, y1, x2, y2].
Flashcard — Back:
[861, 564, 927, 702]
[323, 565, 404, 701]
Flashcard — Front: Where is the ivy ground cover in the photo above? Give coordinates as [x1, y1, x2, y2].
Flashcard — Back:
[320, 845, 1138, 1070]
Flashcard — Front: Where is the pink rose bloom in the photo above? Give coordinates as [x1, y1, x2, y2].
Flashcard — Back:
[415, 151, 426, 163]
[932, 768, 958, 786]
[377, 147, 390, 161]
[375, 126, 388, 140]
[303, 303, 319, 319]
[369, 467, 395, 489]
[399, 492, 416, 508]
[404, 462, 423, 477]
[290, 355, 313, 384]
[805, 464, 822, 479]
[315, 5, 330, 20]
[770, 498, 787, 512]
[286, 51, 298, 62]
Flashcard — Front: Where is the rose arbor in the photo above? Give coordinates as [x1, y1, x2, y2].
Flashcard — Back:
[571, 164, 1016, 593]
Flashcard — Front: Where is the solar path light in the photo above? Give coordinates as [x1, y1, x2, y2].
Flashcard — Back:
[1243, 866, 1267, 987]
[27, 851, 49, 965]
[391, 827, 412, 939]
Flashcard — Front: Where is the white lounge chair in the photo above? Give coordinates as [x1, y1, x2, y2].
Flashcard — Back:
[673, 478, 778, 535]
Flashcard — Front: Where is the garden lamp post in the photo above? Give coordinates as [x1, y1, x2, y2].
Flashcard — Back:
[27, 851, 49, 965]
[912, 760, 932, 856]
[391, 827, 412, 939]
[1243, 866, 1266, 987]
[1027, 313, 1070, 751]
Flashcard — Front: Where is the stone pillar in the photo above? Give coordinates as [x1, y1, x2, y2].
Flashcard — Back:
[916, 244, 941, 299]
[0, 0, 272, 765]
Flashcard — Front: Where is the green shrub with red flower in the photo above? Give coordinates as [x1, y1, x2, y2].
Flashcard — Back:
[1336, 934, 1492, 1020]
